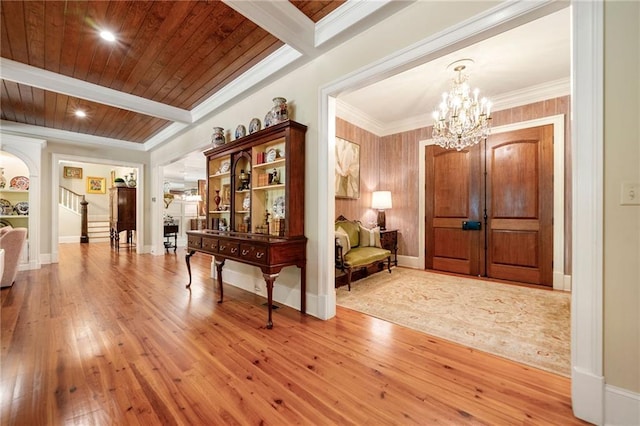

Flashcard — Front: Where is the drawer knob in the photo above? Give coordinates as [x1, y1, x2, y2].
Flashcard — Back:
[231, 247, 238, 254]
[256, 252, 264, 259]
[241, 249, 249, 256]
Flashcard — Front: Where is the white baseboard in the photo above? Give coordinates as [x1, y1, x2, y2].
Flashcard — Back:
[398, 255, 421, 269]
[564, 274, 572, 292]
[573, 366, 605, 425]
[211, 262, 320, 319]
[59, 236, 81, 243]
[605, 385, 640, 426]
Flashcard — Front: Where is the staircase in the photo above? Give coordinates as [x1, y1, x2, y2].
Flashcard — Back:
[59, 186, 112, 243]
[88, 220, 111, 243]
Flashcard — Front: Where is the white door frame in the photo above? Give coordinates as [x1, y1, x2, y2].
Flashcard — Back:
[318, 1, 603, 423]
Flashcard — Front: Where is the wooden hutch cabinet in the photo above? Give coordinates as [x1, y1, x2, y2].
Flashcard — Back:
[109, 187, 136, 250]
[186, 120, 307, 328]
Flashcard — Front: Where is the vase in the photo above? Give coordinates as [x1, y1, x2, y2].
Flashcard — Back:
[271, 97, 288, 124]
[126, 172, 137, 188]
[0, 168, 5, 189]
[213, 189, 221, 211]
[211, 127, 226, 147]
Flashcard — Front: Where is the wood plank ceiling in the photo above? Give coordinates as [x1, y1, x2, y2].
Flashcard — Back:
[0, 0, 344, 144]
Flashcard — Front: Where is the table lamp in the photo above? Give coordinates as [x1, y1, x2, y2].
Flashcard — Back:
[372, 191, 392, 230]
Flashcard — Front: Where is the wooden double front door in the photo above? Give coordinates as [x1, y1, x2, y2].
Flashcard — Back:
[425, 125, 554, 286]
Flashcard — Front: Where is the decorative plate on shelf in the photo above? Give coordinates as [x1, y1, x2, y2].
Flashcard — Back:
[265, 148, 277, 163]
[235, 124, 246, 140]
[10, 176, 29, 190]
[264, 111, 274, 128]
[242, 194, 251, 211]
[13, 201, 28, 215]
[249, 118, 261, 134]
[272, 196, 285, 218]
[218, 160, 231, 174]
[0, 199, 11, 215]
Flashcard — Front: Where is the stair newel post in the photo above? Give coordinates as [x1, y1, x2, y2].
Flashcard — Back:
[80, 195, 89, 243]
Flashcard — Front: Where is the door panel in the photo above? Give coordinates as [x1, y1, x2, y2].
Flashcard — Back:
[425, 146, 482, 276]
[425, 124, 554, 286]
[486, 125, 553, 286]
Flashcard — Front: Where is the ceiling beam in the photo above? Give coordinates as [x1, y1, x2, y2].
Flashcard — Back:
[0, 120, 145, 151]
[0, 59, 192, 124]
[223, 0, 316, 56]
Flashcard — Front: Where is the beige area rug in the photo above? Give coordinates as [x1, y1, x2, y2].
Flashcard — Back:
[336, 267, 570, 376]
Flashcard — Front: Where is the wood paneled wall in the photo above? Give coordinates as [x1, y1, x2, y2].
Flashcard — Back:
[335, 118, 380, 226]
[337, 96, 572, 272]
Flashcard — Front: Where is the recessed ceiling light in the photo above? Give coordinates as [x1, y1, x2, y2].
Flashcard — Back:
[75, 110, 87, 118]
[99, 30, 116, 42]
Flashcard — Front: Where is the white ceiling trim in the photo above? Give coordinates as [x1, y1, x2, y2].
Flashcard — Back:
[0, 58, 192, 124]
[189, 45, 303, 124]
[223, 0, 316, 55]
[0, 120, 145, 151]
[490, 77, 570, 112]
[315, 0, 396, 47]
[338, 77, 571, 137]
[145, 45, 304, 151]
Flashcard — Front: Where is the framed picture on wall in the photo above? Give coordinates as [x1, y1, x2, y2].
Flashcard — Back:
[335, 137, 360, 199]
[63, 166, 83, 179]
[87, 176, 106, 194]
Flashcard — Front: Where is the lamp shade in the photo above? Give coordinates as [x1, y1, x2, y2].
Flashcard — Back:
[371, 191, 392, 210]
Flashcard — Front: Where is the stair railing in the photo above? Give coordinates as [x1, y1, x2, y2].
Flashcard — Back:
[59, 186, 89, 243]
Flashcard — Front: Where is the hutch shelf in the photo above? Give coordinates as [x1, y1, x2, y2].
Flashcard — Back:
[186, 120, 307, 328]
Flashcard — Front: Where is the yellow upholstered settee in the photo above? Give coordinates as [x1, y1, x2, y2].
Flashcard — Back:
[335, 215, 391, 290]
[0, 226, 27, 288]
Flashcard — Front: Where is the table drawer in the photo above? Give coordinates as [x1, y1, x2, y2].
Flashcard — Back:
[218, 241, 240, 257]
[201, 237, 219, 253]
[239, 244, 268, 265]
[187, 235, 202, 249]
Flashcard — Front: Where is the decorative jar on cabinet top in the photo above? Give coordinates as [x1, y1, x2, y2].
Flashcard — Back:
[271, 97, 288, 124]
[211, 127, 226, 147]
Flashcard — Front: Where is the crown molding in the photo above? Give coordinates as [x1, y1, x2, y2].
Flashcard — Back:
[338, 77, 570, 137]
[315, 0, 395, 47]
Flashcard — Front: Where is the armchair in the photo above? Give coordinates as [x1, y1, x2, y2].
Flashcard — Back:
[0, 226, 27, 288]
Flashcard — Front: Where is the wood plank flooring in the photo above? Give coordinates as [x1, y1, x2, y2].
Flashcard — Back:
[1, 243, 587, 425]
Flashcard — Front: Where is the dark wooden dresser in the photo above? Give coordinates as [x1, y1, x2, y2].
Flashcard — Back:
[109, 187, 136, 250]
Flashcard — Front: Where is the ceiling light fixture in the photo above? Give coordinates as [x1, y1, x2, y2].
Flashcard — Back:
[75, 110, 87, 118]
[99, 30, 116, 42]
[432, 59, 491, 151]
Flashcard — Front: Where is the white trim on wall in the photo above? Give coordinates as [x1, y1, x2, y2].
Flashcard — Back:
[571, 1, 605, 424]
[1, 134, 46, 270]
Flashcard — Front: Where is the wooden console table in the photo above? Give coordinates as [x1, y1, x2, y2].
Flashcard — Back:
[185, 230, 306, 329]
[164, 224, 178, 253]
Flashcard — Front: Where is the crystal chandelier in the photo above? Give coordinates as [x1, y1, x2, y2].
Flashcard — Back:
[432, 61, 492, 151]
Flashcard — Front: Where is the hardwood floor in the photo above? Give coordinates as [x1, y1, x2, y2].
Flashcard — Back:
[1, 243, 587, 425]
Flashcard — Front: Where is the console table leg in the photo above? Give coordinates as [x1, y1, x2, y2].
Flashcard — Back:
[263, 273, 278, 329]
[185, 250, 196, 288]
[215, 259, 225, 303]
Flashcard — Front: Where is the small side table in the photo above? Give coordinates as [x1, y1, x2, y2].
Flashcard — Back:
[380, 229, 398, 266]
[164, 224, 178, 253]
